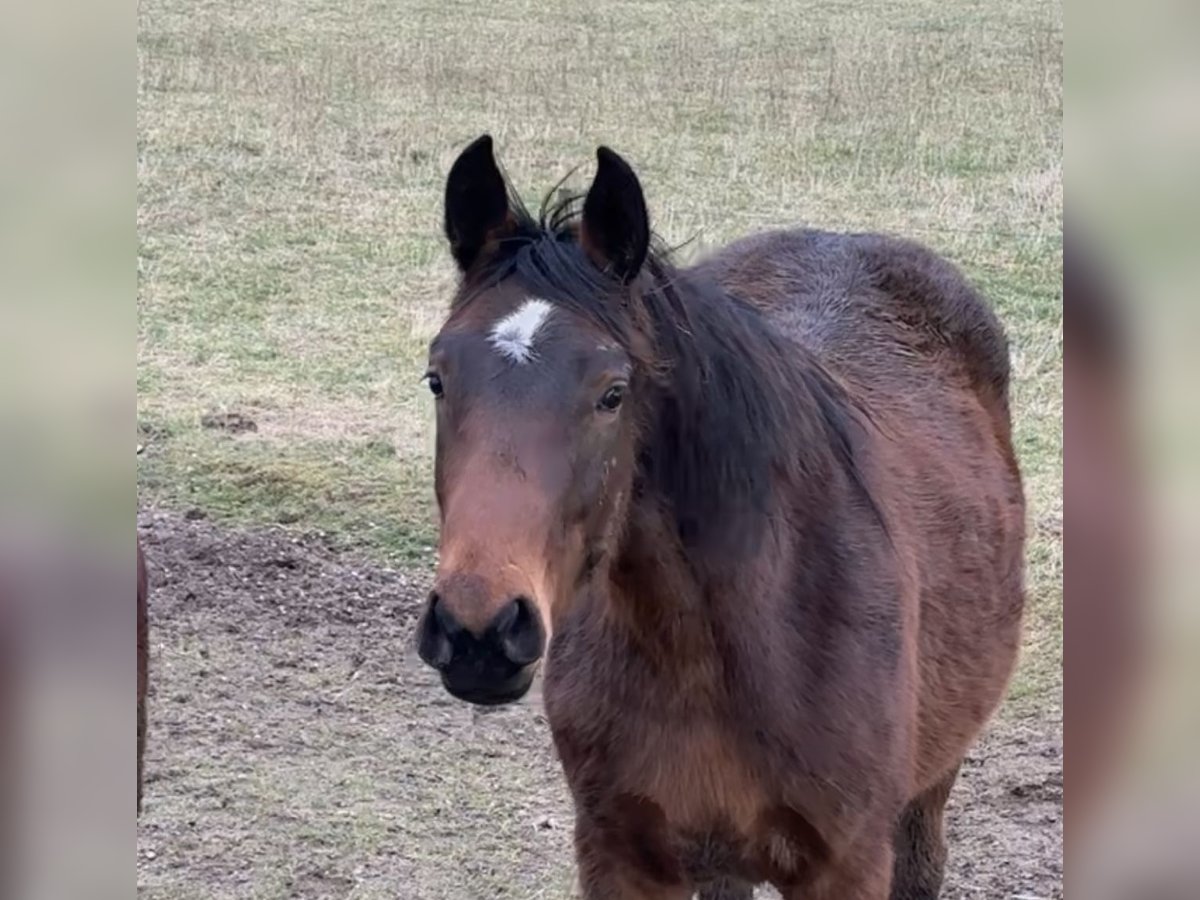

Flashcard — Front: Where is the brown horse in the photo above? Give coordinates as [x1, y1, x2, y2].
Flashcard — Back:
[416, 135, 1025, 899]
[138, 536, 148, 814]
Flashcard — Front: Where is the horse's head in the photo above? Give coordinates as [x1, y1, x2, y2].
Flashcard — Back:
[416, 136, 652, 705]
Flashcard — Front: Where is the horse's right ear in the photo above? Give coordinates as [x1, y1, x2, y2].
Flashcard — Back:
[443, 134, 512, 271]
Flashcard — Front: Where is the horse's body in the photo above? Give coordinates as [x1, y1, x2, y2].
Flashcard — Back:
[417, 137, 1024, 899]
[545, 230, 1023, 897]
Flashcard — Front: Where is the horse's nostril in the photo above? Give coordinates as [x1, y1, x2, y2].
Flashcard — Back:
[417, 594, 455, 671]
[496, 595, 545, 666]
[429, 591, 464, 636]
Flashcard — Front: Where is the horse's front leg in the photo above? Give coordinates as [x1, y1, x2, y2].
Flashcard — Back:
[574, 813, 692, 900]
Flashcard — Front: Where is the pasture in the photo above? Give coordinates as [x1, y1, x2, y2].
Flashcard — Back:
[137, 0, 1062, 896]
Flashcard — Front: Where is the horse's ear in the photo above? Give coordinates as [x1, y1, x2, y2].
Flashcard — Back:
[581, 146, 650, 282]
[444, 134, 512, 271]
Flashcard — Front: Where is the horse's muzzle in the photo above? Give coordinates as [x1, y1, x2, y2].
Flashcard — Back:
[416, 591, 544, 706]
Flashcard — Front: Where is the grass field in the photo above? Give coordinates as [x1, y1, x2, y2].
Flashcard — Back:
[137, 1, 1061, 894]
[138, 0, 1061, 699]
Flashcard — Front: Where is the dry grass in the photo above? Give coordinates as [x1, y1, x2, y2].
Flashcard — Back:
[137, 0, 1061, 705]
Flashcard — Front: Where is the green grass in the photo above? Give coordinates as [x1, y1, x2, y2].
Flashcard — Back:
[138, 0, 1062, 704]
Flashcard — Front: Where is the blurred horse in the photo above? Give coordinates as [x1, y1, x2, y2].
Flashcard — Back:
[138, 537, 148, 814]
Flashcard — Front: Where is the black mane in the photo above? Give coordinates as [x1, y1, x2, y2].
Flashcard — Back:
[458, 192, 885, 559]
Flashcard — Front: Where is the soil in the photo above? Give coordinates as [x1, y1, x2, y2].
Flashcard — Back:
[135, 509, 1062, 899]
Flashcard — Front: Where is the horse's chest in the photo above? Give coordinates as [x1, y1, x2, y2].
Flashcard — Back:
[622, 720, 767, 834]
[548, 634, 765, 821]
[546, 631, 825, 884]
[551, 699, 812, 884]
[622, 726, 827, 885]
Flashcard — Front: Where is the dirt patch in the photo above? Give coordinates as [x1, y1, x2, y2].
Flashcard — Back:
[200, 412, 259, 434]
[135, 509, 1062, 899]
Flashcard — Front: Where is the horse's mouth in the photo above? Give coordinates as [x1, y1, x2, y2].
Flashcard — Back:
[440, 666, 536, 707]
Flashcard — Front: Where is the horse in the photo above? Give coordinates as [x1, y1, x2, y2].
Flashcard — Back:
[415, 135, 1025, 899]
[138, 536, 148, 814]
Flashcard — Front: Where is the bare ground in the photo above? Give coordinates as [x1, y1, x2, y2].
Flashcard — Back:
[135, 509, 1062, 900]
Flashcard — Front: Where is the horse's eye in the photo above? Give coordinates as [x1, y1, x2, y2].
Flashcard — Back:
[597, 383, 625, 413]
[426, 372, 444, 399]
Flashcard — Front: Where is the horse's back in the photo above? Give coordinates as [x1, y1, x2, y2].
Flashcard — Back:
[694, 229, 1017, 491]
[694, 229, 1010, 423]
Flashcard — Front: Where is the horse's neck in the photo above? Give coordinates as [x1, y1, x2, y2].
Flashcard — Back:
[604, 441, 854, 659]
[604, 502, 756, 655]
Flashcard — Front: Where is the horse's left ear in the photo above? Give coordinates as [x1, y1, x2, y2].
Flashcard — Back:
[581, 146, 650, 282]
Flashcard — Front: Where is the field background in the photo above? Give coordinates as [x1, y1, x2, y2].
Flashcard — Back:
[137, 0, 1062, 896]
